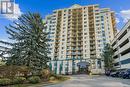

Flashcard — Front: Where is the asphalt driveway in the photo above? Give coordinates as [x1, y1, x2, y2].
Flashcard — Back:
[44, 74, 130, 87]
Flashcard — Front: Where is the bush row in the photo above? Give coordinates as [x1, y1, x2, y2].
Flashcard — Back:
[0, 76, 40, 86]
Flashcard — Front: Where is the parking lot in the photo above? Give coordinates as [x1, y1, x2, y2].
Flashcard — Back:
[45, 75, 130, 87]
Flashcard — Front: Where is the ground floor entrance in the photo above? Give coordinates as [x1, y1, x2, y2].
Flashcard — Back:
[77, 61, 90, 74]
[49, 58, 104, 75]
[78, 67, 89, 74]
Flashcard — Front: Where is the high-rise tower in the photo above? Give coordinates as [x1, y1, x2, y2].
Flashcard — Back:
[44, 4, 117, 74]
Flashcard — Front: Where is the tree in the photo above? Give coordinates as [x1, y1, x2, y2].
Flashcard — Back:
[0, 12, 50, 73]
[102, 43, 114, 71]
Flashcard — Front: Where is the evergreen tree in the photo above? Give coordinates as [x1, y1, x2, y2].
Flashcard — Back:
[102, 43, 114, 71]
[0, 12, 50, 73]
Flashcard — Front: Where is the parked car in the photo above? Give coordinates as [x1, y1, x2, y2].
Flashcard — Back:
[105, 70, 116, 76]
[110, 69, 123, 77]
[105, 71, 111, 76]
[118, 69, 127, 77]
[110, 71, 116, 77]
[122, 69, 130, 79]
[110, 71, 119, 77]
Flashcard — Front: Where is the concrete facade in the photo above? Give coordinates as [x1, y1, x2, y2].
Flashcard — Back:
[112, 20, 130, 70]
[45, 4, 117, 74]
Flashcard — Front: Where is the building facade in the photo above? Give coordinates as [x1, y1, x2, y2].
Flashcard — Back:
[112, 20, 130, 70]
[45, 4, 117, 74]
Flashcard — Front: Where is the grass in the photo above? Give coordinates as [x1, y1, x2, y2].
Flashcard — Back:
[11, 76, 70, 87]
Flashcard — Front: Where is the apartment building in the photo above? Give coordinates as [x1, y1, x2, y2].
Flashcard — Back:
[44, 4, 117, 74]
[112, 20, 130, 69]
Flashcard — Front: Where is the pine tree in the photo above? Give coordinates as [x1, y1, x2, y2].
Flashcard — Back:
[0, 12, 50, 73]
[102, 43, 114, 71]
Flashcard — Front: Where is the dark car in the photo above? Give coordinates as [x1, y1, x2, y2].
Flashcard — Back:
[110, 71, 117, 77]
[122, 69, 130, 79]
[105, 70, 116, 76]
[110, 69, 123, 77]
[105, 70, 111, 76]
[118, 69, 127, 77]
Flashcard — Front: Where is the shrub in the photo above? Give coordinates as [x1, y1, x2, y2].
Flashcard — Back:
[13, 77, 26, 84]
[49, 76, 56, 81]
[50, 74, 66, 81]
[18, 66, 31, 77]
[28, 76, 40, 84]
[0, 65, 30, 79]
[41, 69, 51, 80]
[54, 75, 63, 80]
[0, 78, 12, 86]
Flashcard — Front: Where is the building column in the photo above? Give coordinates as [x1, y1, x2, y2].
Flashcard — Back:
[69, 60, 72, 74]
[128, 34, 130, 41]
[101, 60, 104, 69]
[95, 59, 98, 69]
[51, 61, 54, 71]
[62, 61, 65, 74]
[57, 61, 60, 74]
[119, 54, 122, 69]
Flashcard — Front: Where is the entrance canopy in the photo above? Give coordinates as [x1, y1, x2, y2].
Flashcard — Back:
[77, 61, 90, 68]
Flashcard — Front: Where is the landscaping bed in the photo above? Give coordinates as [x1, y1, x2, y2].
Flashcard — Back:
[0, 65, 70, 87]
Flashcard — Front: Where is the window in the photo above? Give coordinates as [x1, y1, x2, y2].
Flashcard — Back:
[84, 7, 86, 9]
[98, 40, 101, 42]
[62, 35, 65, 37]
[84, 14, 87, 16]
[96, 20, 100, 22]
[84, 25, 87, 27]
[84, 21, 87, 23]
[97, 31, 101, 34]
[84, 18, 87, 20]
[101, 19, 104, 21]
[96, 24, 99, 26]
[84, 33, 87, 35]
